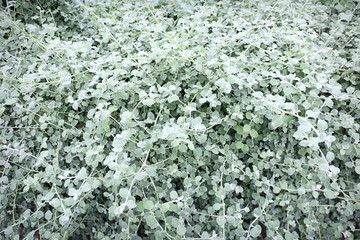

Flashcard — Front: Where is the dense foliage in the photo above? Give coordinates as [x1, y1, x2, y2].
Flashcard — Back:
[1, 0, 360, 239]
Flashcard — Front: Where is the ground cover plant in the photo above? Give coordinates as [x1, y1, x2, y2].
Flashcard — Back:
[1, 0, 360, 239]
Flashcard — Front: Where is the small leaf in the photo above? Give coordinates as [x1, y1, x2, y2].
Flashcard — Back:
[143, 200, 154, 210]
[170, 191, 178, 200]
[317, 119, 328, 132]
[177, 224, 187, 236]
[216, 216, 226, 226]
[329, 165, 340, 175]
[215, 78, 231, 93]
[188, 142, 195, 151]
[271, 115, 284, 129]
[45, 210, 53, 220]
[135, 171, 147, 180]
[145, 215, 157, 228]
[127, 199, 137, 209]
[178, 144, 188, 153]
[306, 109, 320, 118]
[119, 188, 128, 198]
[298, 187, 306, 195]
[339, 11, 353, 21]
[235, 125, 243, 134]
[114, 205, 125, 215]
[250, 224, 262, 238]
[167, 95, 179, 103]
[108, 105, 118, 113]
[4, 226, 12, 235]
[102, 118, 110, 132]
[192, 117, 205, 130]
[236, 142, 243, 149]
[5, 98, 17, 105]
[59, 215, 69, 225]
[143, 98, 155, 106]
[49, 198, 61, 208]
[326, 152, 335, 162]
[76, 167, 88, 180]
[82, 182, 92, 192]
[243, 124, 251, 133]
[285, 232, 293, 240]
[249, 129, 258, 138]
[324, 189, 336, 199]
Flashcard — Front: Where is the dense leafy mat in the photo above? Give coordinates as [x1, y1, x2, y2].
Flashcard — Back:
[1, 0, 360, 239]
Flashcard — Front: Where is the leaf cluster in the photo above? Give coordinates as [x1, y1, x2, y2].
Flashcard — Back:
[1, 0, 360, 239]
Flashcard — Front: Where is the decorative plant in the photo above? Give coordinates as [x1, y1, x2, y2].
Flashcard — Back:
[1, 0, 359, 239]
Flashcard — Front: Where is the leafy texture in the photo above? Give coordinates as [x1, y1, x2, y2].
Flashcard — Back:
[1, 0, 360, 239]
